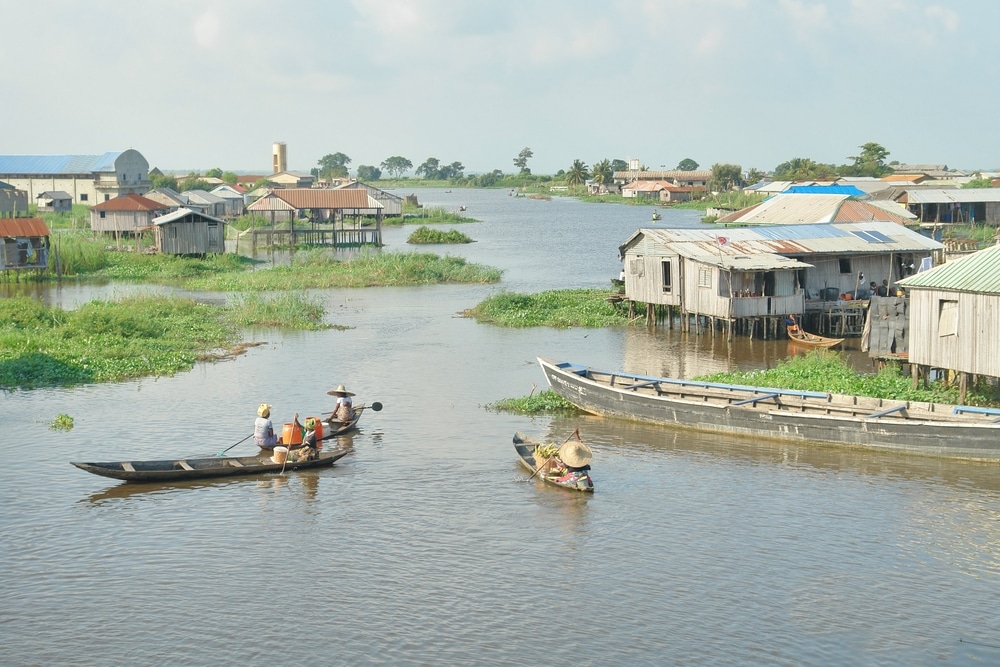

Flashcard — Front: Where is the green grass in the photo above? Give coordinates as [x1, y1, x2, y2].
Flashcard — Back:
[187, 251, 501, 290]
[386, 203, 477, 225]
[483, 390, 580, 415]
[407, 226, 474, 244]
[464, 289, 636, 328]
[0, 293, 331, 390]
[697, 350, 1000, 407]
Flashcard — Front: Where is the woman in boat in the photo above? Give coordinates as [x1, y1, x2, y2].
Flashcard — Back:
[785, 314, 799, 334]
[553, 439, 593, 484]
[327, 385, 355, 423]
[253, 403, 278, 448]
[287, 415, 319, 462]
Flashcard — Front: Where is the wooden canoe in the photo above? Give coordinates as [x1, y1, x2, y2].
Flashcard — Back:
[513, 431, 594, 492]
[71, 449, 349, 483]
[788, 326, 844, 349]
[537, 356, 1000, 460]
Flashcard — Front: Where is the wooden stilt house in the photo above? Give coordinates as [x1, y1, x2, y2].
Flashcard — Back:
[0, 218, 51, 271]
[152, 208, 226, 255]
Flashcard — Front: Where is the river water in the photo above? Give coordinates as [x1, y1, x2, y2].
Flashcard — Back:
[2, 189, 999, 666]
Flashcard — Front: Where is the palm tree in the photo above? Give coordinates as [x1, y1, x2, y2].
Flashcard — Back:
[566, 159, 590, 186]
[591, 159, 613, 186]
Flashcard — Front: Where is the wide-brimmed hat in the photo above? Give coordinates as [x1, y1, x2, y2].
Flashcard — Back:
[304, 417, 317, 430]
[257, 403, 272, 417]
[327, 384, 355, 397]
[558, 440, 593, 467]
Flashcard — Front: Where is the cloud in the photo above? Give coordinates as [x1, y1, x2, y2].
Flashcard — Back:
[779, 0, 830, 44]
[192, 8, 222, 49]
[925, 5, 960, 32]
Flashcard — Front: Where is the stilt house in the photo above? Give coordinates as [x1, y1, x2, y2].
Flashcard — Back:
[0, 218, 51, 271]
[152, 208, 226, 255]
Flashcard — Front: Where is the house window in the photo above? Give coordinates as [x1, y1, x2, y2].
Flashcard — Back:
[698, 267, 712, 288]
[104, 194, 110, 201]
[839, 258, 851, 274]
[80, 194, 88, 202]
[938, 299, 958, 336]
[661, 260, 672, 293]
[99, 211, 106, 219]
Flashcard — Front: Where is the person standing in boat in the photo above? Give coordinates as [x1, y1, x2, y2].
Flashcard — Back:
[327, 385, 356, 423]
[253, 403, 278, 448]
[785, 314, 799, 334]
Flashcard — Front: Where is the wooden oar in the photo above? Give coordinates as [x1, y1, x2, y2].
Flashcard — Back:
[216, 433, 252, 457]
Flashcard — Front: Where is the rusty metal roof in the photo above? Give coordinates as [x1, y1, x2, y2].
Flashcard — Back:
[898, 244, 1000, 294]
[717, 193, 916, 225]
[270, 188, 381, 210]
[246, 193, 296, 212]
[90, 194, 167, 212]
[0, 217, 51, 237]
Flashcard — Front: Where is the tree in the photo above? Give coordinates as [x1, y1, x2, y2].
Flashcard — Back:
[357, 165, 382, 181]
[962, 177, 994, 189]
[566, 159, 590, 186]
[436, 161, 465, 180]
[149, 172, 178, 190]
[591, 159, 613, 186]
[318, 152, 351, 179]
[475, 169, 504, 187]
[772, 157, 837, 180]
[610, 159, 628, 173]
[416, 157, 441, 179]
[677, 158, 699, 171]
[513, 147, 533, 174]
[380, 156, 412, 179]
[744, 168, 764, 186]
[842, 142, 891, 177]
[179, 172, 212, 192]
[707, 163, 744, 192]
[205, 167, 223, 179]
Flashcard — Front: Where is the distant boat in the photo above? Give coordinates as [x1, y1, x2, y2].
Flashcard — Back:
[651, 211, 662, 221]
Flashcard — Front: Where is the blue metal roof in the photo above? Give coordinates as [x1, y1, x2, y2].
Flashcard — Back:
[0, 152, 124, 175]
[751, 223, 850, 241]
[785, 185, 865, 196]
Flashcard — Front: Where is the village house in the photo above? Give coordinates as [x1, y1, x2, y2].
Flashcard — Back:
[35, 190, 72, 213]
[334, 181, 403, 216]
[0, 181, 29, 217]
[152, 208, 226, 255]
[143, 187, 188, 212]
[619, 222, 941, 339]
[181, 189, 227, 218]
[893, 188, 1000, 225]
[716, 193, 916, 226]
[210, 184, 248, 218]
[89, 193, 167, 233]
[613, 169, 712, 189]
[897, 244, 1000, 402]
[264, 171, 315, 188]
[0, 217, 51, 271]
[620, 180, 698, 203]
[0, 150, 151, 204]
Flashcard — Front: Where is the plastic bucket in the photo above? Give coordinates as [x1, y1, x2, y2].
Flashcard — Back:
[272, 446, 288, 464]
[282, 423, 303, 445]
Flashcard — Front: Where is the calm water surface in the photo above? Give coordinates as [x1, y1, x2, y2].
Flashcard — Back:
[3, 190, 999, 666]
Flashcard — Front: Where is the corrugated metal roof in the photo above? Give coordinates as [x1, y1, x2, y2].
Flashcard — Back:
[717, 194, 849, 224]
[153, 208, 226, 226]
[613, 170, 712, 181]
[621, 221, 942, 263]
[0, 152, 124, 174]
[0, 218, 51, 237]
[834, 200, 914, 223]
[897, 244, 1000, 294]
[246, 193, 295, 211]
[90, 194, 167, 212]
[902, 188, 1000, 204]
[271, 188, 381, 209]
[181, 190, 225, 204]
[786, 185, 865, 196]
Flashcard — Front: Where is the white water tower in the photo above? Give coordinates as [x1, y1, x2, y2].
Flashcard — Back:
[272, 142, 287, 174]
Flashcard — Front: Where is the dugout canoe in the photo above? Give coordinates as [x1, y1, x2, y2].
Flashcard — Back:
[513, 430, 594, 492]
[72, 450, 349, 483]
[537, 356, 1000, 460]
[787, 326, 844, 350]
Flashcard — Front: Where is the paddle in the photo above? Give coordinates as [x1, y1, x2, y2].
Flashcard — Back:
[216, 433, 253, 457]
[323, 401, 383, 418]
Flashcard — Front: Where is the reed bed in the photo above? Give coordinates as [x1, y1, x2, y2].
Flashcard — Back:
[464, 289, 631, 328]
[407, 226, 474, 244]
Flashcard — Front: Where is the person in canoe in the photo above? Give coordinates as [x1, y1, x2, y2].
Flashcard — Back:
[553, 438, 593, 485]
[286, 415, 320, 462]
[254, 403, 279, 448]
[327, 384, 356, 423]
[785, 314, 799, 334]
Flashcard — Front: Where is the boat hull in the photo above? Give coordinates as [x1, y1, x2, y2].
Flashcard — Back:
[538, 357, 1000, 460]
[72, 450, 349, 483]
[788, 329, 844, 349]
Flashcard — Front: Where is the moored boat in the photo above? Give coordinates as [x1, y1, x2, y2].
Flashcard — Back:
[72, 450, 349, 483]
[787, 326, 844, 349]
[538, 356, 1000, 460]
[513, 430, 594, 492]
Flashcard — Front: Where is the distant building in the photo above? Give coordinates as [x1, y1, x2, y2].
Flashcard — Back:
[35, 190, 72, 213]
[334, 181, 403, 216]
[0, 150, 151, 204]
[716, 193, 915, 225]
[0, 181, 29, 217]
[89, 193, 167, 233]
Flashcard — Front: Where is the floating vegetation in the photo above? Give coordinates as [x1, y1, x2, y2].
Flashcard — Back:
[407, 226, 474, 244]
[484, 390, 580, 415]
[50, 414, 74, 431]
[464, 289, 634, 328]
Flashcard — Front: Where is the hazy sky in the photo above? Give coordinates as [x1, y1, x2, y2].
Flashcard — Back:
[3, 1, 998, 176]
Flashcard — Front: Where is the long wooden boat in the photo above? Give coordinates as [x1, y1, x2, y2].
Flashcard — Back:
[537, 356, 1000, 460]
[788, 326, 844, 349]
[71, 450, 349, 483]
[513, 431, 594, 492]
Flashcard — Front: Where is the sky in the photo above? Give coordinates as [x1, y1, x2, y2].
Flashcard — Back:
[3, 0, 999, 176]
